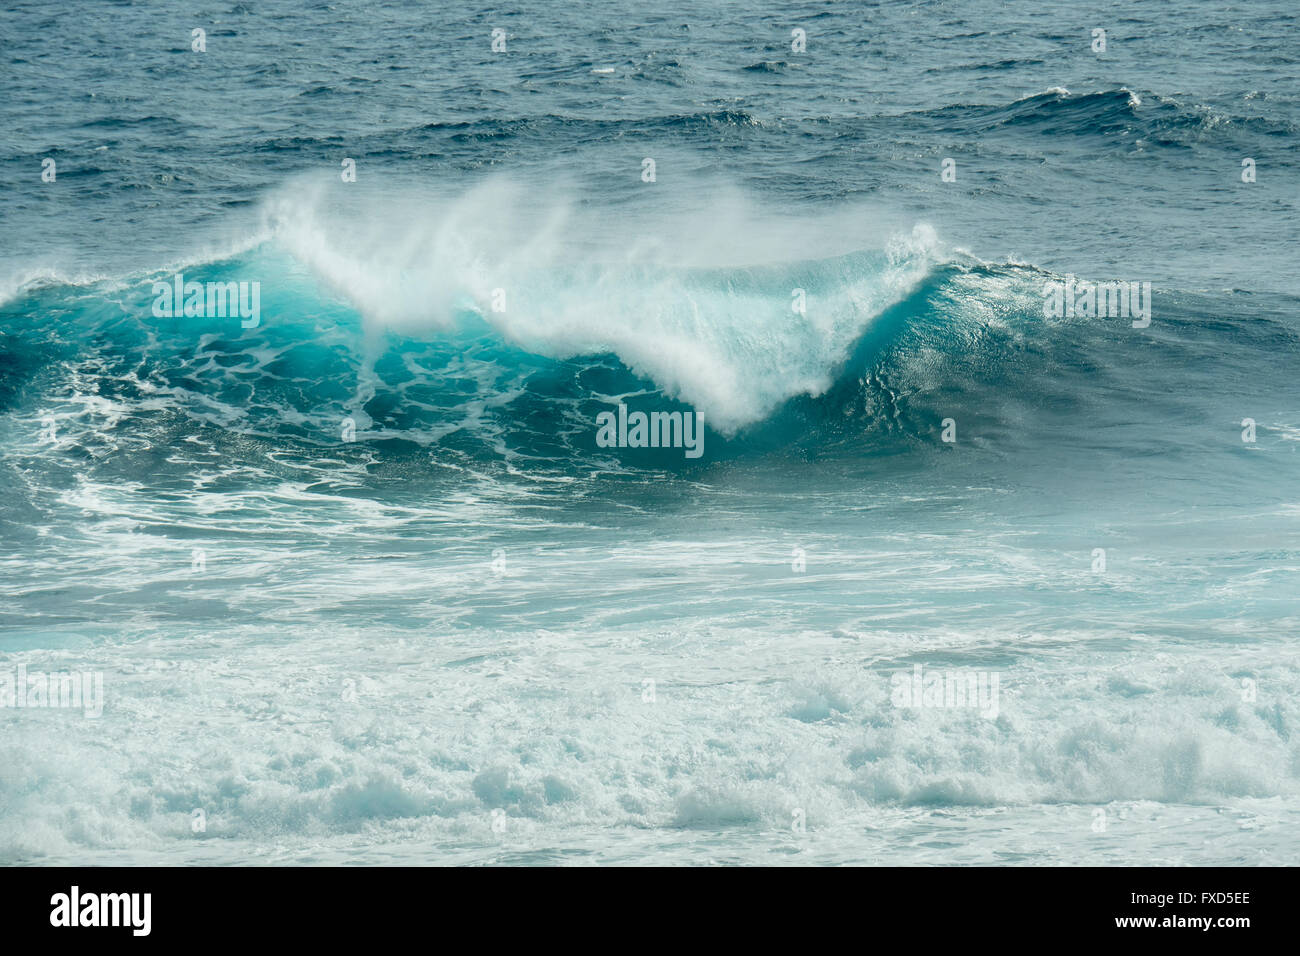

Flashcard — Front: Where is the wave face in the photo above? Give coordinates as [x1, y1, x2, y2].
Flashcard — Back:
[3, 206, 1294, 474]
[2, 0, 1300, 866]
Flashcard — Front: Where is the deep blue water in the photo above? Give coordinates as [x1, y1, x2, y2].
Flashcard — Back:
[1, 0, 1298, 864]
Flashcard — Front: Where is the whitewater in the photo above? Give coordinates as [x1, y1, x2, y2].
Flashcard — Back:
[1, 0, 1298, 865]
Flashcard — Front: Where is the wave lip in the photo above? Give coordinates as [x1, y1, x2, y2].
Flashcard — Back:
[256, 186, 945, 434]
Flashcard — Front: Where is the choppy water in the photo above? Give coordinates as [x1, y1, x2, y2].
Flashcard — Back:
[1, 0, 1298, 865]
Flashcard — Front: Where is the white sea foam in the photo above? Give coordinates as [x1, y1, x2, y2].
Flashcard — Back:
[1, 619, 1295, 865]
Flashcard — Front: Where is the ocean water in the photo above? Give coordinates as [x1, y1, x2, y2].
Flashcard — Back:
[1, 0, 1298, 865]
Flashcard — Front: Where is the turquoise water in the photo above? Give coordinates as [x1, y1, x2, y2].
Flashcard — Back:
[1, 1, 1298, 864]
